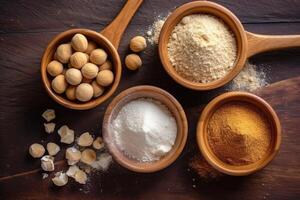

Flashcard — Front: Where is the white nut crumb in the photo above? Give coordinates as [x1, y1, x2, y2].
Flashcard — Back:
[65, 147, 81, 165]
[91, 153, 112, 171]
[52, 171, 68, 186]
[46, 142, 60, 156]
[41, 155, 55, 172]
[77, 132, 93, 147]
[80, 149, 96, 165]
[92, 137, 104, 150]
[44, 123, 56, 134]
[58, 125, 74, 144]
[42, 109, 56, 122]
[74, 169, 88, 184]
[29, 143, 45, 158]
[66, 165, 80, 178]
[42, 173, 49, 179]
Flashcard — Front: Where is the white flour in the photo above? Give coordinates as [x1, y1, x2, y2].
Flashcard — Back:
[167, 14, 237, 83]
[111, 98, 177, 162]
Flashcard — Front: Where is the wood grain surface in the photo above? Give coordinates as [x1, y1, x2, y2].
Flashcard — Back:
[0, 0, 300, 199]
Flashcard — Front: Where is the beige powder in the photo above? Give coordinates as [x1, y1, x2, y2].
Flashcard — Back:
[167, 14, 237, 83]
[230, 62, 268, 91]
[146, 14, 170, 45]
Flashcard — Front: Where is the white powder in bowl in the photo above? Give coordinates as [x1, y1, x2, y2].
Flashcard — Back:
[167, 14, 237, 83]
[111, 98, 177, 162]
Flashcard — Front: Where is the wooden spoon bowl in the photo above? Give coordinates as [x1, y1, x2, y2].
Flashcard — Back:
[41, 0, 143, 110]
[41, 29, 121, 110]
[197, 92, 281, 176]
[159, 1, 300, 90]
[102, 85, 188, 173]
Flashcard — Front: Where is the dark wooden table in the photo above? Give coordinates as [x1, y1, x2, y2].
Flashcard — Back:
[1, 0, 300, 199]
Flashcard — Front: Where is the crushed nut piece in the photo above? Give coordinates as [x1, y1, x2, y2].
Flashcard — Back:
[66, 165, 80, 178]
[92, 137, 104, 150]
[42, 109, 56, 122]
[41, 155, 55, 171]
[52, 171, 68, 186]
[44, 123, 56, 134]
[58, 125, 74, 144]
[29, 143, 45, 158]
[91, 153, 112, 171]
[42, 173, 49, 179]
[74, 169, 88, 184]
[77, 132, 93, 147]
[66, 147, 81, 165]
[80, 149, 96, 165]
[46, 142, 60, 156]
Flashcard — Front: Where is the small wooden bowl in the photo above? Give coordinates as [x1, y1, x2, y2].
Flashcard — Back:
[159, 1, 300, 90]
[41, 29, 122, 110]
[41, 0, 143, 110]
[102, 85, 188, 173]
[197, 92, 281, 176]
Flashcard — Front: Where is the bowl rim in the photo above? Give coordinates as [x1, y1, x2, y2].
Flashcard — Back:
[158, 1, 248, 90]
[41, 28, 122, 110]
[102, 85, 188, 173]
[196, 91, 282, 176]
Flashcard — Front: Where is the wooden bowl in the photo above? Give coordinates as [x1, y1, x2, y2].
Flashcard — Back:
[102, 85, 188, 173]
[41, 0, 143, 110]
[159, 1, 300, 90]
[197, 92, 281, 176]
[41, 29, 121, 110]
[159, 1, 247, 91]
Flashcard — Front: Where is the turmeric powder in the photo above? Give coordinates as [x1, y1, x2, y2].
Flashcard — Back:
[207, 101, 271, 165]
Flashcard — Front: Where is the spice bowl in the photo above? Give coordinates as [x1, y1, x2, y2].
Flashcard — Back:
[197, 91, 281, 176]
[102, 85, 188, 173]
[159, 1, 300, 90]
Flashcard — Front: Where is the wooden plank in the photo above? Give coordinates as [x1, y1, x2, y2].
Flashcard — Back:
[1, 77, 299, 200]
[0, 0, 300, 199]
[0, 0, 300, 33]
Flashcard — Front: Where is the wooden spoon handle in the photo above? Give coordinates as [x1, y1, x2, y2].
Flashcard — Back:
[246, 31, 300, 57]
[101, 0, 143, 49]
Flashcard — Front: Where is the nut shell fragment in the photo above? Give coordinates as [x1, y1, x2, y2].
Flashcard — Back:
[81, 149, 96, 165]
[58, 125, 74, 144]
[92, 137, 104, 150]
[42, 109, 56, 122]
[52, 171, 68, 186]
[44, 123, 56, 134]
[41, 155, 55, 172]
[29, 143, 45, 158]
[66, 165, 80, 178]
[74, 169, 88, 184]
[77, 132, 93, 147]
[65, 147, 81, 165]
[46, 142, 60, 156]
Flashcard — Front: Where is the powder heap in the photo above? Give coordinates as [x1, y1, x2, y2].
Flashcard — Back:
[146, 14, 170, 45]
[111, 98, 177, 162]
[231, 62, 268, 91]
[207, 102, 271, 165]
[167, 14, 237, 83]
[189, 154, 222, 180]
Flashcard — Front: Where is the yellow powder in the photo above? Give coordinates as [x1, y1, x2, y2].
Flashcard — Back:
[207, 102, 271, 165]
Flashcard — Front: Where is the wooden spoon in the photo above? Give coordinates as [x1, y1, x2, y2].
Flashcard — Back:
[159, 1, 300, 91]
[41, 0, 143, 110]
